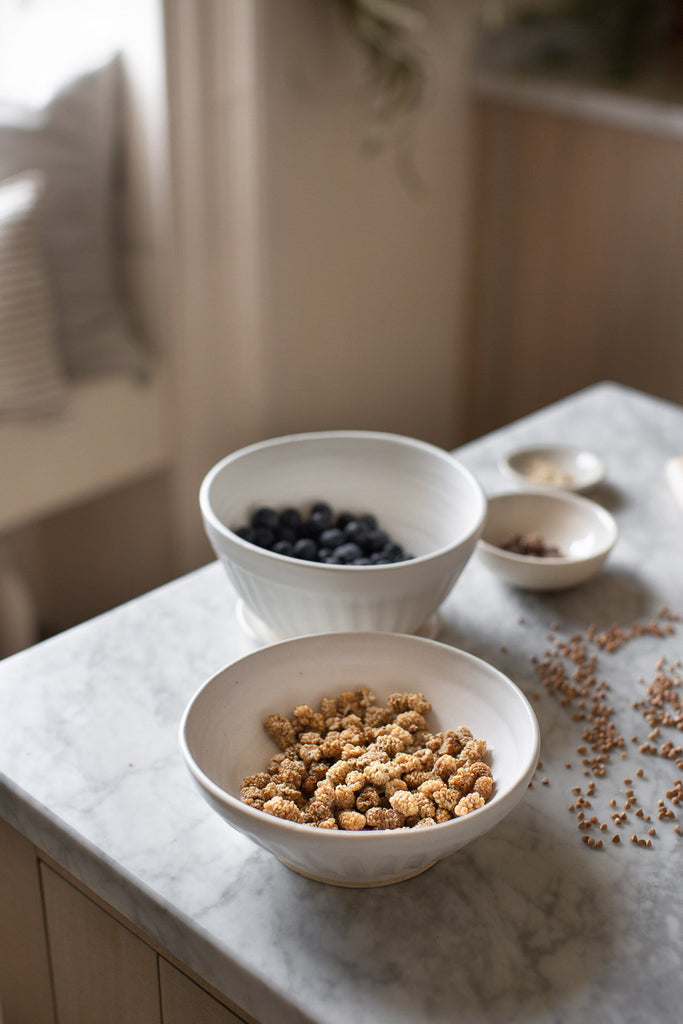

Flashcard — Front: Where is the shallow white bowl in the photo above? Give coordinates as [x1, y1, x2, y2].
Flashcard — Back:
[199, 431, 487, 639]
[501, 444, 605, 492]
[180, 632, 540, 887]
[476, 489, 618, 591]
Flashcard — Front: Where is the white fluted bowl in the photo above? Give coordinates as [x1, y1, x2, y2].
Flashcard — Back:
[180, 632, 540, 887]
[199, 431, 486, 640]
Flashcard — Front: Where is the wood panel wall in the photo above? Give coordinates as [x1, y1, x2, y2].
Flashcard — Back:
[462, 90, 683, 440]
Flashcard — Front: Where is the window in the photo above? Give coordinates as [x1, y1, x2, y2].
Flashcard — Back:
[0, 0, 133, 104]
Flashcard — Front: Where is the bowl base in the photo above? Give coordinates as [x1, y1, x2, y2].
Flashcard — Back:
[277, 856, 438, 887]
[236, 600, 441, 645]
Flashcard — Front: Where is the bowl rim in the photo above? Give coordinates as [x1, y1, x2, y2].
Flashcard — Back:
[501, 443, 605, 491]
[198, 430, 488, 571]
[478, 488, 618, 565]
[178, 632, 541, 845]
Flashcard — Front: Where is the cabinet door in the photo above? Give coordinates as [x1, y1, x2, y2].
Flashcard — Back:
[159, 959, 251, 1024]
[0, 817, 55, 1024]
[41, 864, 161, 1024]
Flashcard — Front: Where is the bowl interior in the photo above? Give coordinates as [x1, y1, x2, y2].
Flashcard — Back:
[181, 632, 539, 813]
[201, 432, 486, 558]
[481, 491, 615, 561]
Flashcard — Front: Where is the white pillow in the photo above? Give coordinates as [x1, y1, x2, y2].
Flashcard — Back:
[0, 57, 149, 381]
[0, 172, 68, 418]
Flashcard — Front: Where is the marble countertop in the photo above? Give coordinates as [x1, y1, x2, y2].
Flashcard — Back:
[2, 381, 683, 1024]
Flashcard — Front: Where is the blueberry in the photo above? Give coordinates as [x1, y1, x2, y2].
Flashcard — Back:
[280, 507, 302, 531]
[381, 542, 406, 562]
[252, 526, 276, 548]
[273, 539, 294, 557]
[234, 502, 410, 565]
[319, 527, 345, 549]
[365, 528, 389, 553]
[370, 551, 391, 565]
[299, 518, 321, 539]
[334, 542, 363, 563]
[293, 537, 318, 561]
[252, 506, 280, 531]
[309, 506, 333, 532]
[343, 519, 371, 546]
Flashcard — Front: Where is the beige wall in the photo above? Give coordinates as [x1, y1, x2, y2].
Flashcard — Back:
[255, 1, 476, 446]
[163, 0, 480, 572]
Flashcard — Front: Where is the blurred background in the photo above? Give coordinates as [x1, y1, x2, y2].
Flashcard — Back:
[0, 0, 681, 655]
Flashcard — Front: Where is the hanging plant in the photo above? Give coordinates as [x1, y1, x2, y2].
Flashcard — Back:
[334, 0, 430, 147]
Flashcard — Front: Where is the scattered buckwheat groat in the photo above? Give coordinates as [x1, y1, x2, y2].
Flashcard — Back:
[529, 608, 683, 850]
[240, 688, 493, 830]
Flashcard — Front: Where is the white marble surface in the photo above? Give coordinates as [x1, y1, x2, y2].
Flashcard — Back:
[2, 382, 683, 1024]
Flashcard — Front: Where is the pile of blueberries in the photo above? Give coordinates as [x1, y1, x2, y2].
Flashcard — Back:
[234, 502, 414, 565]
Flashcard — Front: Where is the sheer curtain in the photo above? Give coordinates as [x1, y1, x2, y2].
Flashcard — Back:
[162, 0, 270, 571]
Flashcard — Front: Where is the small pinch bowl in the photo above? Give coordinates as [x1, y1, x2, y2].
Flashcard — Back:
[199, 431, 487, 639]
[501, 444, 605, 493]
[476, 489, 618, 591]
[180, 632, 540, 888]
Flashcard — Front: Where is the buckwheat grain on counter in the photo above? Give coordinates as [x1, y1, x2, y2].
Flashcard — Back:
[240, 688, 494, 830]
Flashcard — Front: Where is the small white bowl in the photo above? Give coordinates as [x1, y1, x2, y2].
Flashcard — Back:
[501, 445, 605, 492]
[199, 431, 487, 639]
[476, 489, 618, 591]
[180, 632, 540, 887]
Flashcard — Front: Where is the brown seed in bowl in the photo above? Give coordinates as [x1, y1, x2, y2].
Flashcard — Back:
[500, 533, 562, 558]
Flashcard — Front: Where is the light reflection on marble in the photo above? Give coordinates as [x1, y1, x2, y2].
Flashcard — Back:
[1, 383, 683, 1024]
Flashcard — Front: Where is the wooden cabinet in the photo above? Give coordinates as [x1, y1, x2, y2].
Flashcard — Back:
[0, 817, 258, 1024]
[0, 818, 54, 1024]
[160, 960, 246, 1024]
[41, 865, 161, 1024]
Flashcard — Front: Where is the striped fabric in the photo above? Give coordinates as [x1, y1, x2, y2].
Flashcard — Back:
[0, 58, 150, 383]
[0, 172, 67, 418]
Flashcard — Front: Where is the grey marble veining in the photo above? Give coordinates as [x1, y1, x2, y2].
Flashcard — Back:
[2, 382, 683, 1024]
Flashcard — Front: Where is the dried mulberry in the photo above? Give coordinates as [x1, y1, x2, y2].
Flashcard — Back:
[454, 792, 486, 816]
[241, 687, 493, 832]
[338, 810, 366, 831]
[264, 714, 297, 750]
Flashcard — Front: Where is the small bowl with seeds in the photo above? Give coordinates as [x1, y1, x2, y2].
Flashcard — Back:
[476, 489, 618, 591]
[501, 444, 605, 493]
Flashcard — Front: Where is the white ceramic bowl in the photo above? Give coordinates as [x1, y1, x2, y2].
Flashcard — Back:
[180, 632, 540, 887]
[476, 489, 618, 591]
[501, 444, 605, 492]
[199, 431, 487, 639]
